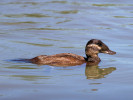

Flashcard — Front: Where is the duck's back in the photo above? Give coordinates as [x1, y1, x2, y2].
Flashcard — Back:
[30, 53, 86, 66]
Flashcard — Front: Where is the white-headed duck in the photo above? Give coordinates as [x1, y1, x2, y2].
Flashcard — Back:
[29, 39, 116, 66]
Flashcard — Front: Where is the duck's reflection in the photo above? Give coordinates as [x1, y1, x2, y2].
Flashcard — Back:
[85, 63, 116, 79]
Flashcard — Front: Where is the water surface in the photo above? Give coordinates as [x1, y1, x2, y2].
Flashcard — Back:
[0, 0, 133, 100]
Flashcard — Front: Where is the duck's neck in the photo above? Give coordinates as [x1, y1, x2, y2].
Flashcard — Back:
[85, 45, 101, 64]
[86, 54, 101, 63]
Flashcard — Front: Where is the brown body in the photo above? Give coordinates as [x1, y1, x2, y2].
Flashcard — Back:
[30, 53, 86, 66]
[29, 39, 116, 66]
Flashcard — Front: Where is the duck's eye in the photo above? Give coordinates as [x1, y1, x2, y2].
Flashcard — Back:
[97, 43, 102, 46]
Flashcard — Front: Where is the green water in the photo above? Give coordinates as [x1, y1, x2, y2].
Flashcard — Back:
[0, 0, 133, 100]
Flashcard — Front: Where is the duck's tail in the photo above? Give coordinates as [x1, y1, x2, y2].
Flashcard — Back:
[9, 58, 32, 63]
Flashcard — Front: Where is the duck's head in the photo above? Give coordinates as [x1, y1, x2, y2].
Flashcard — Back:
[85, 39, 116, 56]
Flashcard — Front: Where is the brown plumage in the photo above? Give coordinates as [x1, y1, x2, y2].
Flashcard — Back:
[29, 39, 116, 66]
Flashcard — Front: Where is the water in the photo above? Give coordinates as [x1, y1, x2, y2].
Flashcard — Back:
[0, 0, 133, 100]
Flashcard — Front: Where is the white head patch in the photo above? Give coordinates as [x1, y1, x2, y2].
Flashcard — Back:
[87, 44, 101, 50]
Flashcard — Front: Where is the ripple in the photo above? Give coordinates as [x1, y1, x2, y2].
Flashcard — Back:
[4, 13, 50, 18]
[41, 38, 66, 42]
[47, 1, 67, 4]
[13, 41, 53, 47]
[18, 28, 89, 31]
[10, 75, 51, 81]
[55, 10, 78, 14]
[113, 16, 133, 18]
[92, 4, 133, 7]
[1, 21, 38, 25]
[5, 65, 38, 69]
[0, 2, 44, 5]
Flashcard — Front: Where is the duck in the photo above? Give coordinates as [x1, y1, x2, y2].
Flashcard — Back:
[29, 39, 116, 66]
